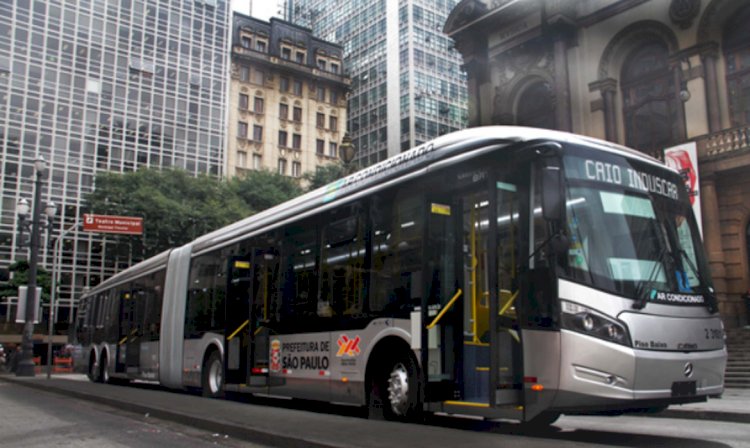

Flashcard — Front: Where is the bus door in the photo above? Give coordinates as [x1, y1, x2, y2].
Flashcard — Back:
[116, 286, 136, 374]
[225, 256, 253, 385]
[248, 248, 279, 388]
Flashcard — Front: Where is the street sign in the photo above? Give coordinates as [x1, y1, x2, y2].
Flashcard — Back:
[83, 214, 143, 235]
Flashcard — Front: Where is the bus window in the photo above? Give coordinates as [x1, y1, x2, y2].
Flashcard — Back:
[280, 223, 319, 331]
[186, 251, 225, 338]
[320, 206, 366, 320]
[369, 192, 424, 316]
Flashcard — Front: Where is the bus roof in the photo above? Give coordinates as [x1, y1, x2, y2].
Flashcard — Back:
[82, 126, 667, 297]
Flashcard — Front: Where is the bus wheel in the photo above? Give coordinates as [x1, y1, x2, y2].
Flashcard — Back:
[87, 352, 98, 382]
[379, 353, 421, 421]
[523, 411, 560, 430]
[202, 351, 224, 398]
[99, 353, 109, 384]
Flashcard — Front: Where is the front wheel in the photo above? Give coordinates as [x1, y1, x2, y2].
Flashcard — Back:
[372, 353, 422, 421]
[202, 351, 224, 398]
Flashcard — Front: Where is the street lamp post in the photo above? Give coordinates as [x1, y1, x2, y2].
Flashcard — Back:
[339, 132, 357, 174]
[15, 156, 56, 377]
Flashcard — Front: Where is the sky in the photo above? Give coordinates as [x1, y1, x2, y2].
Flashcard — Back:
[231, 0, 281, 21]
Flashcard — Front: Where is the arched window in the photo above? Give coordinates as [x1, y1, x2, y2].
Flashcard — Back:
[621, 41, 679, 153]
[516, 81, 556, 130]
[724, 6, 750, 127]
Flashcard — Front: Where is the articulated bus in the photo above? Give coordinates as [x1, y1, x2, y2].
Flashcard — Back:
[74, 126, 726, 425]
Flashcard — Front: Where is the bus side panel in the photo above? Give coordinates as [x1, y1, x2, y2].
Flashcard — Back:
[139, 340, 160, 380]
[160, 245, 192, 389]
[329, 319, 412, 405]
[182, 332, 223, 388]
[522, 330, 561, 419]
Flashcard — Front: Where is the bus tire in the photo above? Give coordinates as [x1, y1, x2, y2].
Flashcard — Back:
[523, 411, 560, 429]
[87, 351, 99, 383]
[373, 352, 421, 421]
[99, 352, 109, 384]
[202, 351, 224, 398]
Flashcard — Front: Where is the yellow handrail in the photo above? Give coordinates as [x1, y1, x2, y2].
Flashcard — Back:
[426, 289, 463, 329]
[227, 319, 249, 341]
[499, 290, 519, 316]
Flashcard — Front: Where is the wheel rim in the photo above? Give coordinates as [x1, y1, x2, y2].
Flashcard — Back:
[387, 362, 410, 416]
[208, 358, 222, 394]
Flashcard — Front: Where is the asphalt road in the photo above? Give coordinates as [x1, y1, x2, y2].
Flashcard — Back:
[0, 381, 265, 448]
[1, 376, 748, 448]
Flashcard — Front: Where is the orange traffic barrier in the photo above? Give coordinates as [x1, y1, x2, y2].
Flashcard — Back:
[53, 356, 73, 373]
[33, 356, 42, 374]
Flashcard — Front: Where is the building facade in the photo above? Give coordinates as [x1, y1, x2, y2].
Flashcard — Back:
[445, 0, 750, 326]
[228, 14, 349, 179]
[284, 0, 468, 167]
[0, 0, 230, 330]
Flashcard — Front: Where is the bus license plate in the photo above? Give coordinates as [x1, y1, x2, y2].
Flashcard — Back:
[671, 381, 696, 397]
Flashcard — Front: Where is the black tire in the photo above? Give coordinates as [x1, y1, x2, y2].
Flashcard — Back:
[87, 352, 99, 383]
[523, 411, 561, 430]
[371, 352, 422, 421]
[98, 352, 109, 384]
[202, 351, 224, 398]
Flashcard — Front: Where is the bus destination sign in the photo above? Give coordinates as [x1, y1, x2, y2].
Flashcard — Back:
[83, 213, 143, 235]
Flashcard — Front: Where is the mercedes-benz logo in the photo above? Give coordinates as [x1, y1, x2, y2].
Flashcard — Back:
[683, 362, 694, 378]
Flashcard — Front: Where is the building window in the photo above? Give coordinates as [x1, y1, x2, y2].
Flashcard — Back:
[292, 161, 301, 178]
[280, 77, 289, 92]
[254, 97, 264, 114]
[253, 154, 262, 169]
[330, 90, 338, 104]
[279, 103, 289, 120]
[516, 81, 555, 130]
[317, 59, 326, 71]
[293, 106, 302, 122]
[316, 139, 325, 154]
[293, 80, 303, 96]
[281, 47, 292, 60]
[278, 130, 288, 147]
[329, 142, 338, 158]
[316, 112, 325, 128]
[239, 66, 250, 82]
[253, 125, 263, 141]
[237, 121, 248, 138]
[621, 41, 679, 153]
[253, 69, 264, 85]
[292, 134, 301, 150]
[330, 63, 339, 74]
[329, 116, 338, 132]
[295, 51, 305, 64]
[241, 36, 251, 48]
[317, 86, 326, 101]
[724, 6, 750, 127]
[239, 93, 249, 110]
[256, 40, 267, 52]
[278, 158, 287, 175]
[237, 151, 247, 168]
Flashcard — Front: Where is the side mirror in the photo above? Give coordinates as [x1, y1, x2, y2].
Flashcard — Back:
[541, 163, 564, 222]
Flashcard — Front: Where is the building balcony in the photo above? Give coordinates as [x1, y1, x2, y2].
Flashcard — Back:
[696, 124, 750, 161]
[232, 46, 351, 88]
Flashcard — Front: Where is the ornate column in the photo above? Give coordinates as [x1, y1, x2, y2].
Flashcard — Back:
[589, 78, 618, 142]
[700, 175, 729, 317]
[551, 25, 574, 132]
[700, 44, 722, 133]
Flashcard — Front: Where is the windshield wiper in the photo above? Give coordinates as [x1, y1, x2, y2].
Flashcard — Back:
[676, 249, 719, 313]
[633, 245, 671, 310]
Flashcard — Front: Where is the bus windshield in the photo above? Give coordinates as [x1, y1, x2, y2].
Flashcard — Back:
[561, 147, 713, 307]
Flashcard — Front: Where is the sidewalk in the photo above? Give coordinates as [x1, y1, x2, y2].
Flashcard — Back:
[657, 388, 750, 424]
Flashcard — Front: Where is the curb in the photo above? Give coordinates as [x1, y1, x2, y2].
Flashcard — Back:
[656, 408, 750, 424]
[0, 375, 342, 448]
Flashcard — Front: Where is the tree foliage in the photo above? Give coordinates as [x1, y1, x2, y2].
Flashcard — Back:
[84, 168, 303, 259]
[302, 162, 348, 191]
[0, 260, 52, 303]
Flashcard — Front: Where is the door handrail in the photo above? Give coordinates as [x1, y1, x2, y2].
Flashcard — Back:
[227, 319, 249, 340]
[426, 288, 463, 329]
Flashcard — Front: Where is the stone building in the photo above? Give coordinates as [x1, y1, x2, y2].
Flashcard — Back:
[445, 0, 750, 326]
[228, 14, 349, 179]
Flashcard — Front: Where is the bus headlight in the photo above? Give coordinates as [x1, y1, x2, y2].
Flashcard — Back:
[561, 301, 631, 347]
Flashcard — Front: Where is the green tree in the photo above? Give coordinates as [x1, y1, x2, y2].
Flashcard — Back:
[0, 261, 52, 303]
[302, 162, 348, 191]
[84, 168, 251, 258]
[227, 169, 303, 213]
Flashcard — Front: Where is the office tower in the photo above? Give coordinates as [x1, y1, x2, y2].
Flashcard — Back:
[285, 0, 467, 167]
[0, 0, 230, 325]
[228, 13, 349, 179]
